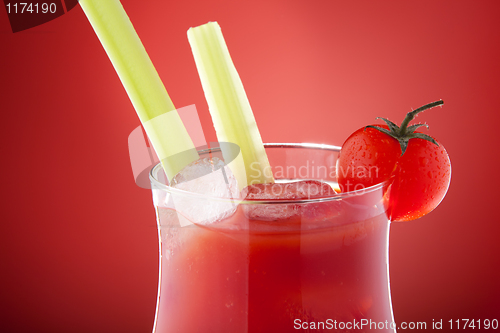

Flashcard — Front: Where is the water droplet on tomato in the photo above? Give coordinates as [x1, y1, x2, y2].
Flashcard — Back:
[419, 157, 429, 166]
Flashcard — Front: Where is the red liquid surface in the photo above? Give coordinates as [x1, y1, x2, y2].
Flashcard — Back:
[153, 191, 394, 333]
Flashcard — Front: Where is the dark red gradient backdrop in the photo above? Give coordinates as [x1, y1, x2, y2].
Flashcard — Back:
[1, 1, 499, 332]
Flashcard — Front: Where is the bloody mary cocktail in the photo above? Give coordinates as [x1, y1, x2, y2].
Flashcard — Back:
[150, 144, 396, 333]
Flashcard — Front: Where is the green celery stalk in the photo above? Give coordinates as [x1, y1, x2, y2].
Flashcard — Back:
[188, 22, 274, 188]
[80, 0, 198, 179]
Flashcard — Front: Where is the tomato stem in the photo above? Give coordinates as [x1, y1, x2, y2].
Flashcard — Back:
[365, 100, 444, 156]
[399, 100, 443, 135]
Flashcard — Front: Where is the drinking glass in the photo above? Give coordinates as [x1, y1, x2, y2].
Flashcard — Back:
[150, 143, 395, 333]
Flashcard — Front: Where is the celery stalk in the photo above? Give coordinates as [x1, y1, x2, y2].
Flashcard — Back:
[80, 0, 198, 179]
[187, 22, 274, 188]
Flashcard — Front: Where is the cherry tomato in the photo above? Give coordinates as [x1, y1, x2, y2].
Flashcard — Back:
[337, 101, 451, 222]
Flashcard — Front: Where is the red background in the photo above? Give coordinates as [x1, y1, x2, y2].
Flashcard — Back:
[1, 0, 499, 332]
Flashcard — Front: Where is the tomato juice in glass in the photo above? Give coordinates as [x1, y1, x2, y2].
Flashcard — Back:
[150, 143, 395, 333]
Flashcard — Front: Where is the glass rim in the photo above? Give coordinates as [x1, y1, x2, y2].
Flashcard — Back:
[149, 142, 389, 204]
